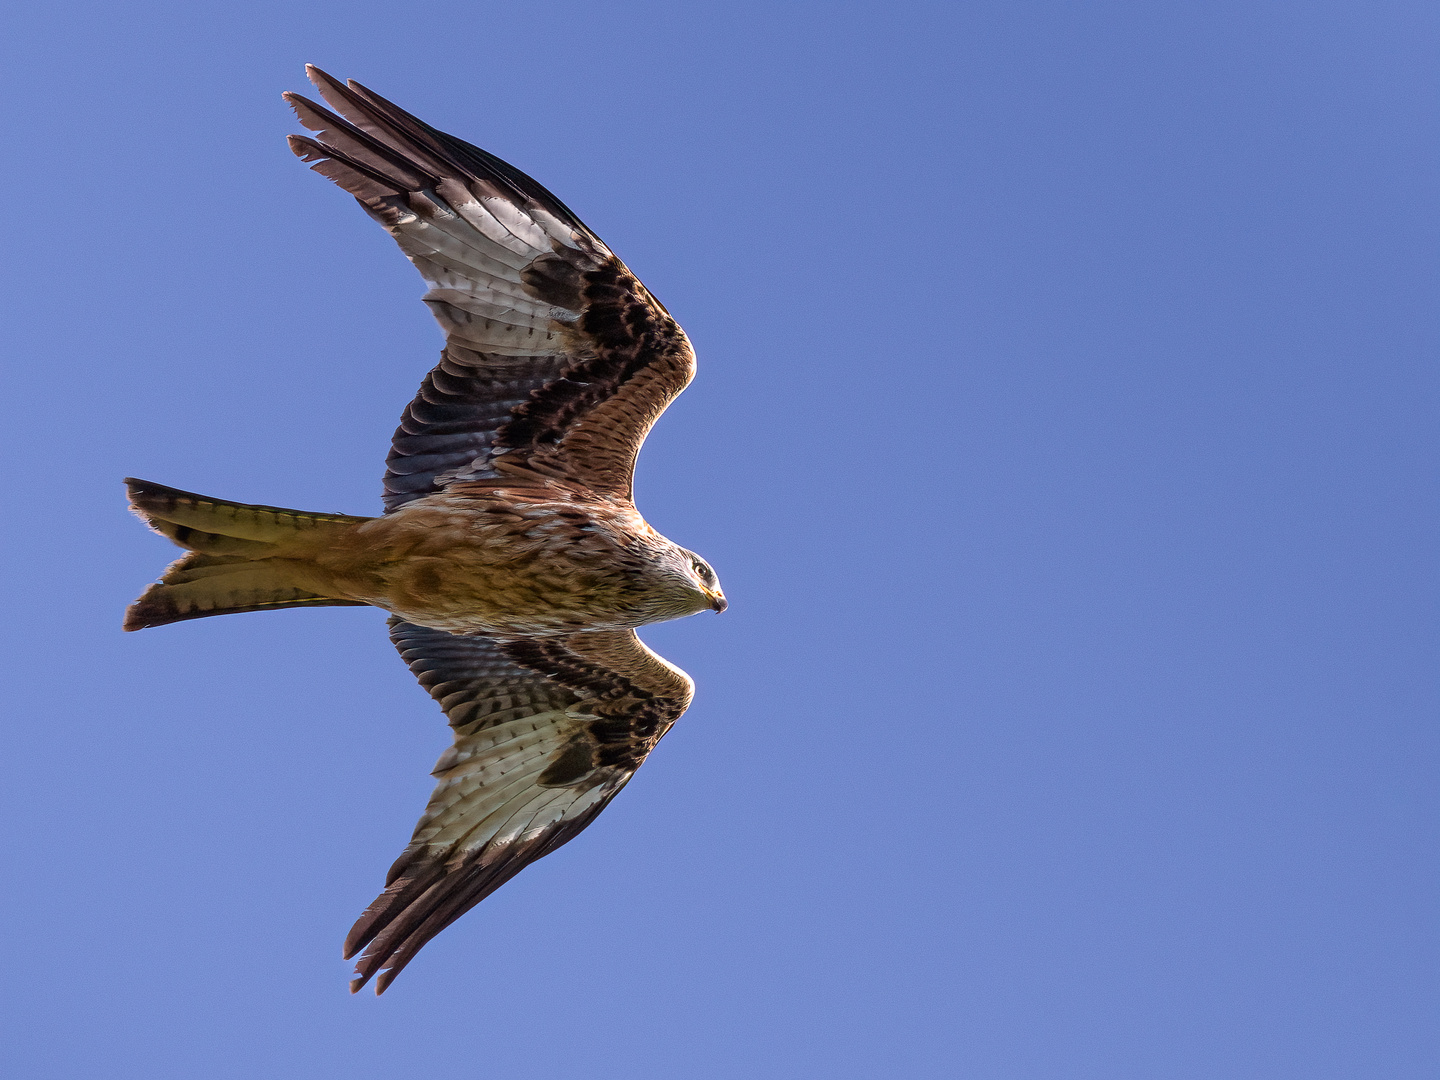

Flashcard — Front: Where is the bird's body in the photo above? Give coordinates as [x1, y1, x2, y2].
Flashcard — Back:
[123, 66, 724, 993]
[128, 477, 719, 637]
[328, 482, 718, 635]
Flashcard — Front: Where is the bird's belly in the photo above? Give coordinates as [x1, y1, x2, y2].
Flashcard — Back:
[345, 554, 644, 636]
[390, 606, 644, 636]
[310, 499, 653, 635]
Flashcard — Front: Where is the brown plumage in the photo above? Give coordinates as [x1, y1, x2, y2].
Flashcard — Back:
[123, 66, 724, 994]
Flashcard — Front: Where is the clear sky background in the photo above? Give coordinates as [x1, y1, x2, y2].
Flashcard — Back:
[1, 2, 1435, 1077]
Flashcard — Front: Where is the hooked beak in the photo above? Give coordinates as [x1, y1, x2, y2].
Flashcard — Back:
[709, 592, 728, 613]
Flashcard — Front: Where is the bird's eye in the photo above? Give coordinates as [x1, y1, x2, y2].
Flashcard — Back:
[693, 561, 713, 582]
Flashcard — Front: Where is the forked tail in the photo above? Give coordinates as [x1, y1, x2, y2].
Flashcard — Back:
[123, 478, 372, 631]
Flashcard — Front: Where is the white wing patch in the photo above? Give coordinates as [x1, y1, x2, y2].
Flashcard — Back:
[377, 191, 585, 356]
[415, 709, 610, 854]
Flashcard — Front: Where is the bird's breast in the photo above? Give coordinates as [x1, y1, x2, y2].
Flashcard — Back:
[311, 492, 658, 635]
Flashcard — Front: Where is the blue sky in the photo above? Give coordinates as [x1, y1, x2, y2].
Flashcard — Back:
[1, 2, 1435, 1077]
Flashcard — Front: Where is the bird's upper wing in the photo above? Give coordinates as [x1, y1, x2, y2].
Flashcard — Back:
[285, 66, 694, 508]
[347, 619, 694, 994]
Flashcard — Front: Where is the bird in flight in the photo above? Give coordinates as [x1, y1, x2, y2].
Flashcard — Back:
[123, 66, 724, 994]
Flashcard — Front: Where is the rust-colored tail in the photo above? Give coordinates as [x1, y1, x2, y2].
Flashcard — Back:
[123, 478, 372, 630]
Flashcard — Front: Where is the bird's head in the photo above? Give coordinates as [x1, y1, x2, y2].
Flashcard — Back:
[643, 543, 726, 621]
[682, 549, 728, 614]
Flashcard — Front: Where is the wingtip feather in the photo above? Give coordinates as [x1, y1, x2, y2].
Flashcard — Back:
[286, 133, 323, 161]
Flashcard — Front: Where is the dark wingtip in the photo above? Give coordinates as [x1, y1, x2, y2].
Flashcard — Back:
[287, 133, 323, 161]
[304, 64, 351, 104]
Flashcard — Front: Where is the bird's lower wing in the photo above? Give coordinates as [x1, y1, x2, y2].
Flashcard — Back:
[348, 621, 694, 994]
